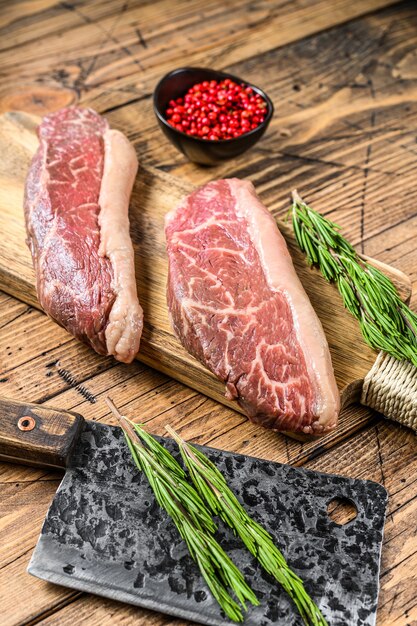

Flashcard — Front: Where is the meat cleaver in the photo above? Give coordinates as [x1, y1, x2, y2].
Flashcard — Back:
[0, 396, 388, 626]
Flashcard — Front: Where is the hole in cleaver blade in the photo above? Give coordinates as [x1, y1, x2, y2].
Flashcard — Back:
[27, 421, 388, 626]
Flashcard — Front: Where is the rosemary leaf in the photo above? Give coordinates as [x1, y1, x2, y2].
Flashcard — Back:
[106, 398, 258, 623]
[166, 425, 328, 626]
[291, 191, 417, 367]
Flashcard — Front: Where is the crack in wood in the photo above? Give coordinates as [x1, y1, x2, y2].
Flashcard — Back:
[24, 592, 84, 626]
[383, 489, 417, 521]
[135, 27, 148, 49]
[381, 546, 417, 579]
[0, 546, 35, 574]
[374, 422, 394, 525]
[359, 77, 377, 254]
[102, 92, 149, 115]
[0, 306, 30, 331]
[1, 338, 75, 377]
[359, 109, 376, 254]
[66, 0, 132, 95]
[262, 146, 399, 177]
[361, 209, 417, 248]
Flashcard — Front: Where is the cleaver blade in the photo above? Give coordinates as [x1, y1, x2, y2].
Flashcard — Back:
[0, 397, 388, 626]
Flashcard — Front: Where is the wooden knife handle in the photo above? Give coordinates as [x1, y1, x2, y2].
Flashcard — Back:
[0, 397, 85, 469]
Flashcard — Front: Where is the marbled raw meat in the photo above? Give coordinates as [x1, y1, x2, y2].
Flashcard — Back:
[165, 179, 339, 435]
[24, 107, 142, 363]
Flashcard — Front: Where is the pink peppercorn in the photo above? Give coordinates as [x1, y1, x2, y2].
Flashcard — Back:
[165, 78, 267, 140]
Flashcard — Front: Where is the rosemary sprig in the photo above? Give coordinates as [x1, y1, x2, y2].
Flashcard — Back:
[291, 190, 417, 366]
[105, 398, 259, 623]
[166, 425, 328, 626]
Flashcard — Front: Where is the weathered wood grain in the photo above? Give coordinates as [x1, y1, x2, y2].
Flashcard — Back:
[0, 479, 61, 572]
[106, 3, 417, 310]
[0, 0, 400, 115]
[0, 292, 28, 329]
[0, 111, 412, 434]
[0, 1, 416, 625]
[0, 297, 378, 469]
[0, 550, 76, 626]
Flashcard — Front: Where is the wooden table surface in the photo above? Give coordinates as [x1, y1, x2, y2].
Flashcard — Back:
[1, 1, 416, 625]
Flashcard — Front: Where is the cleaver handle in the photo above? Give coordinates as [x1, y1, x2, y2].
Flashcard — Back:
[0, 396, 85, 469]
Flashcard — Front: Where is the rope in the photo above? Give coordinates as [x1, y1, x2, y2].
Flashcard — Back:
[361, 352, 417, 432]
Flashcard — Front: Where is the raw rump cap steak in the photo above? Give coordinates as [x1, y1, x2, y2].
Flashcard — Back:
[24, 107, 143, 363]
[165, 179, 340, 435]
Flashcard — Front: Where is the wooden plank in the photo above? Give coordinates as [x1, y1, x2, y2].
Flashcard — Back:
[0, 292, 28, 330]
[0, 463, 53, 484]
[0, 112, 412, 435]
[139, 3, 417, 248]
[98, 2, 417, 322]
[0, 0, 118, 35]
[0, 0, 400, 114]
[0, 551, 77, 626]
[0, 1, 415, 625]
[104, 1, 415, 298]
[0, 294, 379, 472]
[0, 336, 117, 404]
[0, 480, 61, 571]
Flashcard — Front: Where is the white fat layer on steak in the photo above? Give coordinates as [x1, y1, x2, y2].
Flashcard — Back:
[98, 129, 143, 363]
[227, 178, 340, 432]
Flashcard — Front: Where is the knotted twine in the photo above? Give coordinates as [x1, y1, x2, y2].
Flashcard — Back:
[361, 352, 417, 432]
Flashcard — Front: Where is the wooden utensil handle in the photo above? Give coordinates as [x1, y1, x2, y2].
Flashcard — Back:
[0, 397, 85, 469]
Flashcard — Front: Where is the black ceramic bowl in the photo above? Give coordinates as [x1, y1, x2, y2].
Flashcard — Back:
[153, 67, 274, 166]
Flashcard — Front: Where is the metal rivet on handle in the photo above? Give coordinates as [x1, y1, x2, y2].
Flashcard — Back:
[18, 416, 36, 431]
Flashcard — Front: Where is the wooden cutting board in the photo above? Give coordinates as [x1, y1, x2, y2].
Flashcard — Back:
[0, 111, 411, 430]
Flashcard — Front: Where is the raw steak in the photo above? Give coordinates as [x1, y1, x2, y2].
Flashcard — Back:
[165, 179, 340, 435]
[24, 107, 143, 363]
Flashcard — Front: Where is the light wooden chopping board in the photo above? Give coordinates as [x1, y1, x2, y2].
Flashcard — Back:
[0, 111, 411, 430]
